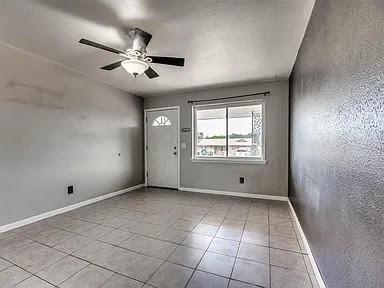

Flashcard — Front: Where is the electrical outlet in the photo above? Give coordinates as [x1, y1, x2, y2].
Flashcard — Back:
[239, 177, 245, 184]
[68, 185, 74, 194]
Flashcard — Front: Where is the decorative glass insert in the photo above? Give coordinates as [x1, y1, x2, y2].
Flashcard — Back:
[153, 116, 171, 126]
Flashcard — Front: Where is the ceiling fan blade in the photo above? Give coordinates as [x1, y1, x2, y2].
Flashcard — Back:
[79, 39, 126, 55]
[133, 28, 152, 51]
[101, 61, 123, 70]
[145, 66, 159, 79]
[148, 56, 185, 67]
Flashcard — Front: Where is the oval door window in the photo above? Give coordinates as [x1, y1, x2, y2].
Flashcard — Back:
[152, 116, 171, 126]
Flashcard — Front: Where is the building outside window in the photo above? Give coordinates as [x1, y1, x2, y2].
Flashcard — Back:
[192, 100, 265, 162]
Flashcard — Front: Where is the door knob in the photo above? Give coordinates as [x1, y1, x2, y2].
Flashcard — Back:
[174, 146, 177, 150]
[173, 152, 177, 155]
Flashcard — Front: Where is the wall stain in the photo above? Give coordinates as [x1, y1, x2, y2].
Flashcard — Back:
[3, 80, 66, 110]
[5, 80, 64, 98]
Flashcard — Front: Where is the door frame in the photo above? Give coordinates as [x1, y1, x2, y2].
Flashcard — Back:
[144, 106, 180, 189]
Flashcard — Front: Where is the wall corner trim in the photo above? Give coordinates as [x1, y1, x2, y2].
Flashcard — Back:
[288, 200, 327, 288]
[179, 186, 288, 201]
[0, 183, 144, 234]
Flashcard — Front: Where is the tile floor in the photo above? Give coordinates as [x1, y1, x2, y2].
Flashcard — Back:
[0, 187, 320, 288]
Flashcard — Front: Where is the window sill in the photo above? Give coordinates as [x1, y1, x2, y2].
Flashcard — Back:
[191, 158, 267, 165]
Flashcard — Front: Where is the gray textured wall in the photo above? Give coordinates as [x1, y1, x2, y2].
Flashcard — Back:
[289, 0, 384, 287]
[0, 42, 144, 226]
[144, 81, 289, 196]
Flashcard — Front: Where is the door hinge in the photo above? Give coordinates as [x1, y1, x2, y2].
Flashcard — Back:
[146, 145, 148, 150]
[146, 172, 148, 177]
[145, 117, 148, 122]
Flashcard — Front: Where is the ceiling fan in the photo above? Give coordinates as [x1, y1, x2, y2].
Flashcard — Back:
[79, 28, 185, 79]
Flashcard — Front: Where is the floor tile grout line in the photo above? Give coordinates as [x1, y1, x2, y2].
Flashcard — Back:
[3, 239, 71, 277]
[0, 257, 60, 287]
[0, 257, 13, 273]
[4, 237, 298, 274]
[141, 196, 220, 287]
[229, 200, 269, 287]
[182, 197, 226, 288]
[186, 199, 264, 287]
[52, 262, 91, 287]
[186, 246, 310, 274]
[268, 202, 272, 288]
[40, 262, 91, 287]
[2, 238, 94, 287]
[227, 204, 248, 288]
[66, 252, 146, 285]
[56, 214, 186, 252]
[5, 231, 147, 285]
[1, 189, 305, 288]
[24, 217, 186, 258]
[140, 245, 171, 285]
[42, 199, 204, 232]
[63, 212, 260, 284]
[13, 222, 304, 285]
[22, 274, 59, 288]
[95, 269, 116, 288]
[143, 224, 193, 287]
[2, 188, 232, 235]
[288, 205, 316, 287]
[191, 268, 266, 288]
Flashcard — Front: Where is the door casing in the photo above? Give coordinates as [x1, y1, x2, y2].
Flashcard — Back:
[144, 106, 180, 189]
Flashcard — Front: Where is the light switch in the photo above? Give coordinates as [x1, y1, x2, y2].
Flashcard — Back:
[181, 142, 187, 149]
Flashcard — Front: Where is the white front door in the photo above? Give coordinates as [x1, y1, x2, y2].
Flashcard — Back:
[146, 109, 178, 189]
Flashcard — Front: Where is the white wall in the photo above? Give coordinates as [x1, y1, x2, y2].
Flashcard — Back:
[144, 81, 289, 196]
[0, 42, 144, 226]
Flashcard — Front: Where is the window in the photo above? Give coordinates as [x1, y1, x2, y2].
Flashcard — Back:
[192, 101, 265, 162]
[152, 115, 171, 126]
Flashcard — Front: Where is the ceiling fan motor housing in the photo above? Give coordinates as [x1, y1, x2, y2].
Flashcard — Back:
[79, 27, 184, 79]
[132, 38, 147, 54]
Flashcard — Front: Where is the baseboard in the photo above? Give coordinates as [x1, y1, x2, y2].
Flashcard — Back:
[179, 186, 288, 202]
[0, 183, 144, 234]
[288, 200, 326, 288]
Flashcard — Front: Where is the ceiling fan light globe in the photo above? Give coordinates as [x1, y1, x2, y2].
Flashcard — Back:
[121, 59, 149, 76]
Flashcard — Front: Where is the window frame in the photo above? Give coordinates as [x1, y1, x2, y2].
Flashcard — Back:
[191, 100, 266, 164]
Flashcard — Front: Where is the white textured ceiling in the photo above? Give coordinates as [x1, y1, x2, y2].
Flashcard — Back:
[0, 0, 314, 96]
